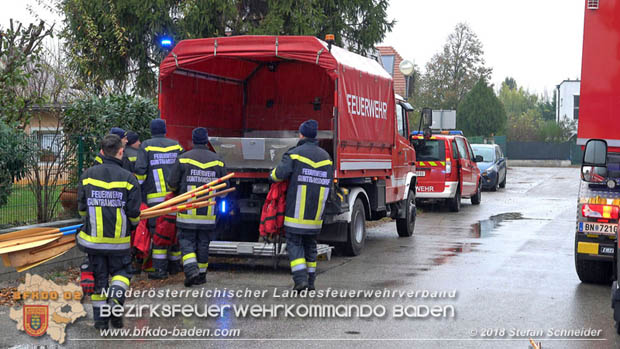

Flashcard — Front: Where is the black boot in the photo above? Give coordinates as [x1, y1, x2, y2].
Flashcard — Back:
[148, 268, 168, 280]
[110, 316, 123, 328]
[184, 270, 199, 287]
[293, 281, 309, 292]
[168, 262, 181, 275]
[94, 319, 109, 330]
[194, 273, 206, 285]
[307, 273, 316, 291]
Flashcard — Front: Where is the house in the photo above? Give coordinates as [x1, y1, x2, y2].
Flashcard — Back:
[376, 46, 412, 98]
[555, 80, 580, 124]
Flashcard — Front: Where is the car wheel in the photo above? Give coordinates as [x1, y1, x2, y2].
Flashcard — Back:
[499, 172, 506, 188]
[447, 186, 461, 212]
[491, 176, 499, 192]
[396, 189, 416, 237]
[471, 181, 481, 205]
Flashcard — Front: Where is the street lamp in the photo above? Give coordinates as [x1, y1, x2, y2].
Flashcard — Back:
[399, 59, 415, 98]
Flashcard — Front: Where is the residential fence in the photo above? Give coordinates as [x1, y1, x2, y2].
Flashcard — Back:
[0, 132, 86, 229]
[469, 136, 583, 165]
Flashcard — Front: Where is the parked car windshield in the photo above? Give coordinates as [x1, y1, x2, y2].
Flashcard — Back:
[414, 140, 446, 162]
[472, 146, 496, 162]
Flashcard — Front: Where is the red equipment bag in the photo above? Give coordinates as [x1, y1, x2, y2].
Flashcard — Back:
[131, 203, 151, 258]
[153, 214, 177, 246]
[259, 181, 288, 237]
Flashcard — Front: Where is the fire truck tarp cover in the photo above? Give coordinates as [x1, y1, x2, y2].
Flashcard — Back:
[159, 35, 395, 158]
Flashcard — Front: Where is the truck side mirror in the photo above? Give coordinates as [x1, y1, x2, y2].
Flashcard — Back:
[583, 139, 607, 166]
[421, 108, 432, 128]
[581, 139, 608, 183]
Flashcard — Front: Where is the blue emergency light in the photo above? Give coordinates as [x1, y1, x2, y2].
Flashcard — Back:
[411, 130, 463, 136]
[220, 200, 227, 214]
[160, 37, 173, 48]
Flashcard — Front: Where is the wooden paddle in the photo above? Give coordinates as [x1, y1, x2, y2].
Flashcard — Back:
[140, 187, 236, 220]
[141, 183, 227, 214]
[142, 173, 235, 213]
[0, 224, 82, 242]
[16, 249, 72, 273]
[0, 228, 78, 255]
[140, 201, 216, 220]
[0, 236, 61, 255]
[8, 236, 76, 268]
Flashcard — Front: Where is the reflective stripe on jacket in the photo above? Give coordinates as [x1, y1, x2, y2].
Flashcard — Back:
[123, 146, 140, 174]
[134, 135, 183, 205]
[167, 144, 227, 230]
[271, 138, 333, 235]
[77, 156, 142, 255]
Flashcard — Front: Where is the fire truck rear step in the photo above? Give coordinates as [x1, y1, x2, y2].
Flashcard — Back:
[209, 241, 333, 260]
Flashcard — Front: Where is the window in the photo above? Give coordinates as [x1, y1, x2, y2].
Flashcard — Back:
[452, 141, 460, 159]
[413, 140, 445, 162]
[455, 138, 470, 160]
[381, 55, 395, 76]
[495, 146, 502, 160]
[472, 146, 495, 162]
[587, 0, 599, 9]
[395, 103, 407, 138]
[33, 130, 63, 162]
[573, 95, 580, 120]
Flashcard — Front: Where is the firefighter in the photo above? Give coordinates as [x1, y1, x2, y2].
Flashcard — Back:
[95, 127, 132, 171]
[124, 131, 141, 173]
[270, 120, 333, 291]
[135, 119, 184, 279]
[168, 127, 227, 287]
[77, 134, 141, 330]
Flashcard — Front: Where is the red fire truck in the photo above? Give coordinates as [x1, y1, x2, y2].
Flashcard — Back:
[574, 0, 620, 333]
[158, 36, 417, 256]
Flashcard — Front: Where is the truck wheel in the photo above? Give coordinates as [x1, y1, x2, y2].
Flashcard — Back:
[574, 251, 612, 284]
[345, 198, 366, 256]
[471, 181, 481, 205]
[499, 173, 506, 188]
[447, 187, 461, 212]
[396, 189, 416, 237]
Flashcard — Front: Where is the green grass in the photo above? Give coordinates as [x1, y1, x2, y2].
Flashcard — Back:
[0, 185, 63, 227]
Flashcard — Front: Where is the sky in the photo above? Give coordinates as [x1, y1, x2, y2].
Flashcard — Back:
[380, 0, 585, 95]
[1, 0, 585, 95]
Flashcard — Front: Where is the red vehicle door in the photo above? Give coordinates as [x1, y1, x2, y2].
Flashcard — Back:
[391, 103, 412, 202]
[455, 137, 475, 196]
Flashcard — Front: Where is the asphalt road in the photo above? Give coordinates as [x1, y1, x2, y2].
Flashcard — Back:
[3, 166, 618, 348]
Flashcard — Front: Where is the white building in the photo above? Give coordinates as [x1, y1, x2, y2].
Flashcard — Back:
[555, 80, 580, 124]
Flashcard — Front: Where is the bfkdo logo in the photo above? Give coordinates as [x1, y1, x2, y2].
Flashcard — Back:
[23, 305, 49, 337]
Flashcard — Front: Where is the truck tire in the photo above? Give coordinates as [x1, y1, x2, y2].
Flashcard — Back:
[447, 187, 461, 212]
[471, 181, 481, 205]
[345, 198, 366, 256]
[396, 189, 416, 237]
[574, 252, 612, 284]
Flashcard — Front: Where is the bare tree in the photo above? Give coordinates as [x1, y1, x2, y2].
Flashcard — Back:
[419, 23, 492, 110]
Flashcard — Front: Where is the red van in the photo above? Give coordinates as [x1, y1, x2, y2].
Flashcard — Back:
[411, 131, 482, 212]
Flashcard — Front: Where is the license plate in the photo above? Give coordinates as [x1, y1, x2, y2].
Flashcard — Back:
[415, 171, 426, 177]
[578, 222, 618, 235]
[601, 246, 615, 255]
